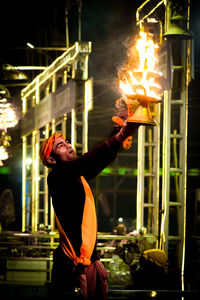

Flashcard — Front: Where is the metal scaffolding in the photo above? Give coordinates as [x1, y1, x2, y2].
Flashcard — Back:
[21, 42, 92, 232]
[136, 118, 160, 239]
[136, 0, 193, 275]
[20, 0, 192, 276]
[160, 0, 192, 278]
[135, 0, 164, 242]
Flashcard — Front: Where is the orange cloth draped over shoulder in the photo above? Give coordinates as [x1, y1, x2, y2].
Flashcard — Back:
[56, 176, 97, 266]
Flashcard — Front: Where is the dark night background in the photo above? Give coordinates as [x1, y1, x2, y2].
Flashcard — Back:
[0, 0, 145, 230]
[0, 0, 200, 290]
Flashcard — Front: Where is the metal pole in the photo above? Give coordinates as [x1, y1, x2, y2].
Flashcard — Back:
[22, 136, 27, 232]
[78, 1, 82, 41]
[65, 8, 69, 48]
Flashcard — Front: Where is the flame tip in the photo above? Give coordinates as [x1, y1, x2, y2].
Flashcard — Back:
[119, 30, 163, 98]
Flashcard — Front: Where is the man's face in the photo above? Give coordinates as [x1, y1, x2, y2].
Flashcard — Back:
[50, 137, 77, 163]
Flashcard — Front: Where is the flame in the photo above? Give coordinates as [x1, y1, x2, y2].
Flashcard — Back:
[119, 31, 162, 100]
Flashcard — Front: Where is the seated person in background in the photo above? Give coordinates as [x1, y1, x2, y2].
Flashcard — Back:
[109, 245, 169, 290]
[131, 249, 169, 290]
[103, 223, 128, 259]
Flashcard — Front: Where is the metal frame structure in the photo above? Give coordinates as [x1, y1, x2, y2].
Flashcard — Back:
[135, 1, 164, 240]
[20, 0, 191, 277]
[136, 0, 192, 279]
[136, 114, 160, 238]
[21, 42, 92, 232]
[0, 0, 192, 290]
[160, 0, 192, 284]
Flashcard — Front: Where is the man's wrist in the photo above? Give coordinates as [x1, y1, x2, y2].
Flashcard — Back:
[115, 131, 124, 143]
[106, 134, 122, 148]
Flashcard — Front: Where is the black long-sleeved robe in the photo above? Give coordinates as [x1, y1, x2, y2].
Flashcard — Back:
[47, 134, 121, 284]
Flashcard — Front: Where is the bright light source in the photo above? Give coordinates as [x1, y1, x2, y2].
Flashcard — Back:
[0, 98, 7, 102]
[150, 291, 157, 297]
[118, 217, 123, 223]
[0, 146, 8, 160]
[26, 157, 32, 167]
[0, 103, 11, 108]
[27, 42, 35, 49]
[0, 107, 18, 129]
[147, 18, 158, 23]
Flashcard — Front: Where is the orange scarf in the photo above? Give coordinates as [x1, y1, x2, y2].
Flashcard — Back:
[56, 176, 97, 266]
[40, 133, 64, 166]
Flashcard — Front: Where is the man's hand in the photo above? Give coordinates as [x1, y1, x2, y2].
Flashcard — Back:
[115, 121, 140, 144]
[112, 97, 140, 146]
[122, 122, 139, 137]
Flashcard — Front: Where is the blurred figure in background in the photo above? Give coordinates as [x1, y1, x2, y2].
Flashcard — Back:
[0, 189, 16, 231]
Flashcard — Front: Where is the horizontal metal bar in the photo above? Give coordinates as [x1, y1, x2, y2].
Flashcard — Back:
[144, 142, 156, 147]
[168, 236, 181, 241]
[6, 245, 56, 250]
[98, 234, 157, 240]
[144, 173, 155, 177]
[1, 232, 58, 239]
[143, 203, 155, 208]
[108, 289, 199, 296]
[170, 168, 182, 173]
[6, 257, 53, 261]
[3, 82, 28, 87]
[4, 66, 47, 71]
[0, 242, 22, 245]
[97, 247, 115, 250]
[173, 65, 184, 70]
[75, 143, 83, 148]
[118, 153, 136, 157]
[169, 201, 182, 206]
[100, 258, 112, 262]
[98, 235, 137, 241]
[75, 120, 83, 125]
[171, 100, 184, 105]
[32, 47, 67, 51]
[5, 46, 67, 51]
[98, 189, 136, 194]
[170, 133, 183, 139]
[0, 232, 158, 241]
[192, 235, 200, 239]
[7, 268, 50, 272]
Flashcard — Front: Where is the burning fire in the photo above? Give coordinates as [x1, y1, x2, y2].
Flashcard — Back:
[119, 31, 162, 100]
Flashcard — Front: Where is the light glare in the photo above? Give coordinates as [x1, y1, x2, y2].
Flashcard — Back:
[27, 42, 35, 49]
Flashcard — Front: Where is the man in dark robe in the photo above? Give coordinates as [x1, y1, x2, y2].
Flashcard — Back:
[39, 121, 138, 299]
